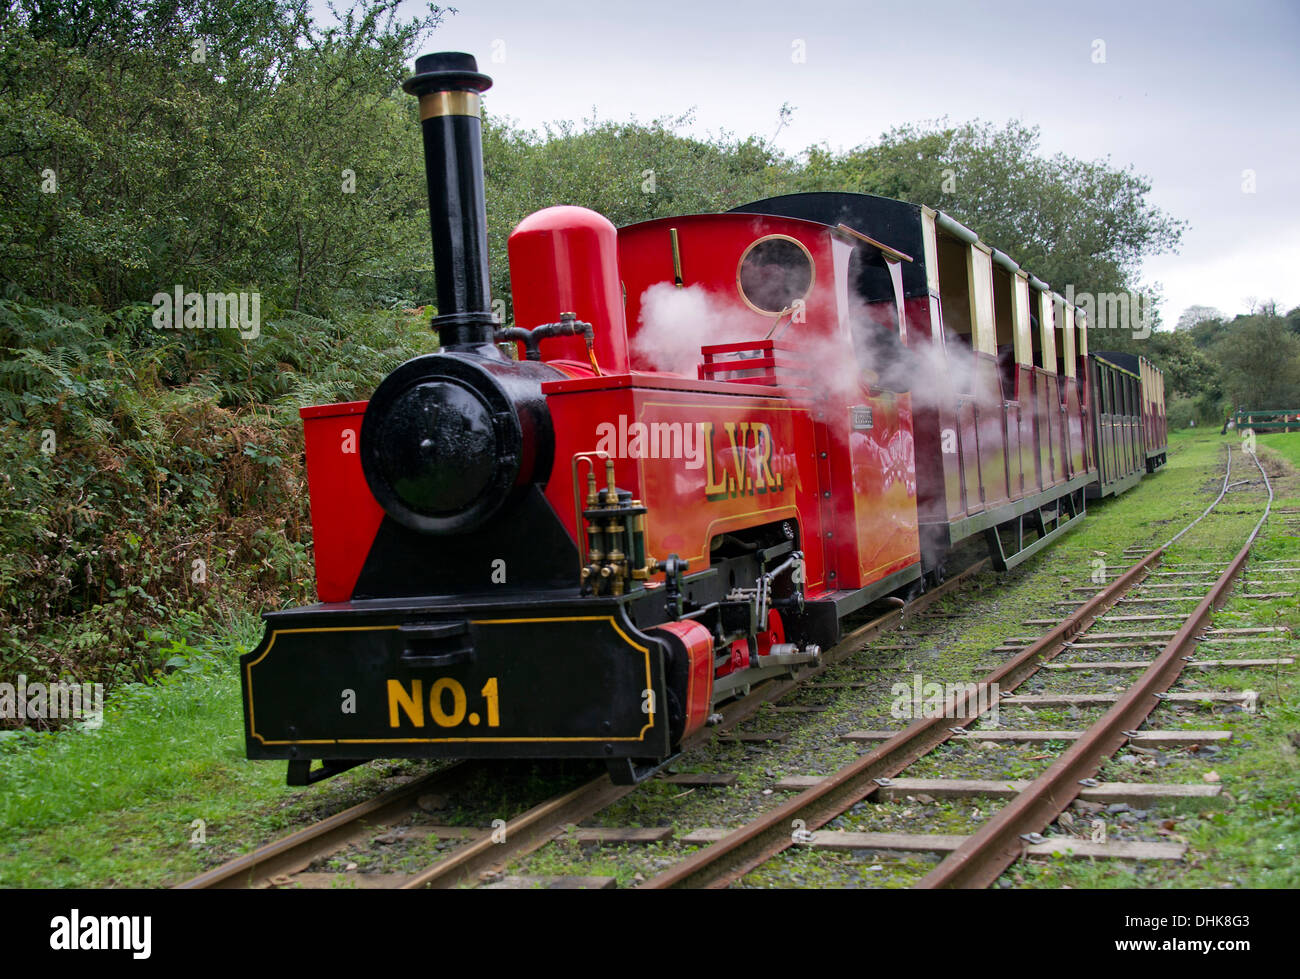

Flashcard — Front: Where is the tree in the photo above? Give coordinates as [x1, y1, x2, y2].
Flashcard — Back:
[787, 119, 1185, 301]
[1189, 316, 1232, 349]
[1176, 305, 1223, 331]
[1146, 330, 1219, 399]
[0, 0, 445, 313]
[1212, 312, 1300, 410]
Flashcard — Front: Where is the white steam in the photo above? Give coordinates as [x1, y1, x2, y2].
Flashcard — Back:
[633, 277, 985, 413]
[842, 292, 985, 409]
[633, 283, 763, 376]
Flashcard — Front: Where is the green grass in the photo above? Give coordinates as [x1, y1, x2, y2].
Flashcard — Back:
[0, 614, 440, 887]
[1013, 429, 1300, 889]
[1258, 430, 1300, 469]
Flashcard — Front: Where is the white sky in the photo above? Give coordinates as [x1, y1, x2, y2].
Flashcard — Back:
[382, 0, 1300, 326]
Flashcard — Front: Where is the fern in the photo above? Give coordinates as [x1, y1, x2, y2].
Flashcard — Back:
[0, 294, 442, 691]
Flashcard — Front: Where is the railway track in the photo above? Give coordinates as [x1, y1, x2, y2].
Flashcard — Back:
[178, 558, 989, 889]
[180, 446, 1287, 890]
[643, 446, 1285, 888]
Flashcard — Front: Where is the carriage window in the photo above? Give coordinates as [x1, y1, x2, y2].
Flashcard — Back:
[993, 266, 1016, 354]
[1055, 301, 1076, 378]
[852, 241, 896, 308]
[851, 250, 900, 339]
[847, 244, 912, 392]
[1030, 295, 1046, 368]
[936, 234, 973, 348]
[992, 266, 1018, 399]
[1032, 289, 1056, 373]
[737, 235, 814, 315]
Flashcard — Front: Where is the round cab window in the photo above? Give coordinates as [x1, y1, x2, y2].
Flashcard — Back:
[737, 235, 814, 314]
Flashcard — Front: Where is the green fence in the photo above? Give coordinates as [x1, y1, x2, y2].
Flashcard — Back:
[1232, 410, 1300, 432]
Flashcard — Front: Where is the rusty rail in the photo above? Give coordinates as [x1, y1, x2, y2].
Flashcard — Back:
[919, 448, 1272, 888]
[404, 559, 990, 889]
[644, 445, 1248, 889]
[185, 558, 990, 890]
[176, 762, 479, 889]
[643, 550, 1163, 889]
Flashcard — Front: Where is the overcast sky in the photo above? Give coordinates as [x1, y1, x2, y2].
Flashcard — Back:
[386, 0, 1299, 327]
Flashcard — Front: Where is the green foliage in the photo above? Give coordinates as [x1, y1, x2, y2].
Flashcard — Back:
[480, 112, 790, 321]
[0, 297, 434, 691]
[1211, 311, 1300, 411]
[1166, 395, 1199, 430]
[790, 119, 1185, 299]
[1160, 303, 1300, 418]
[1145, 329, 1220, 401]
[0, 0, 445, 313]
[1189, 315, 1234, 350]
[0, 0, 1189, 320]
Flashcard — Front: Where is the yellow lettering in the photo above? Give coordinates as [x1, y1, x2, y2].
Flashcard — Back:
[429, 678, 467, 727]
[702, 420, 785, 498]
[724, 422, 749, 497]
[755, 423, 777, 490]
[387, 679, 424, 728]
[703, 423, 727, 498]
[481, 677, 500, 727]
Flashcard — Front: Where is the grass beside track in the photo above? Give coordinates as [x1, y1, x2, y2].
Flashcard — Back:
[1258, 430, 1300, 470]
[0, 616, 444, 887]
[0, 429, 1295, 888]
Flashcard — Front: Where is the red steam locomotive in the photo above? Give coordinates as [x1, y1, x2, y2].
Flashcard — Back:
[240, 52, 1166, 785]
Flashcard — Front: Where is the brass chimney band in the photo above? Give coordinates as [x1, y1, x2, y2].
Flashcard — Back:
[419, 90, 481, 120]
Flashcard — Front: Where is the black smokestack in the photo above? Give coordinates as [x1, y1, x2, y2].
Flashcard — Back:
[402, 52, 496, 351]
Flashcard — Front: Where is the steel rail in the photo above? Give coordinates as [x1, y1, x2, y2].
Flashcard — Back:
[183, 451, 1260, 890]
[176, 762, 479, 889]
[918, 448, 1272, 888]
[643, 553, 1163, 888]
[1163, 446, 1233, 548]
[181, 558, 990, 890]
[401, 559, 991, 889]
[643, 448, 1243, 889]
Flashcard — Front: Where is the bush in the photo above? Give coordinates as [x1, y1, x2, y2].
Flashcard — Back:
[1167, 395, 1197, 430]
[0, 297, 436, 699]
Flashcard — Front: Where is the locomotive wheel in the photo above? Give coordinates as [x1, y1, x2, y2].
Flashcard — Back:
[756, 609, 786, 658]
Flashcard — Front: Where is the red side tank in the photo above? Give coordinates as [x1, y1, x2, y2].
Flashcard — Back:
[298, 400, 384, 602]
[507, 206, 630, 372]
